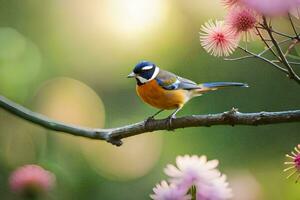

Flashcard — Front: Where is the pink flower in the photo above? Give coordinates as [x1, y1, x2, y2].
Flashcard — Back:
[150, 181, 192, 200]
[241, 0, 298, 16]
[164, 155, 220, 190]
[9, 165, 55, 196]
[151, 155, 233, 200]
[197, 175, 233, 200]
[226, 7, 258, 40]
[200, 20, 239, 57]
[284, 144, 300, 182]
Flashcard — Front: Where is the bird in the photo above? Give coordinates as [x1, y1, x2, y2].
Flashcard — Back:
[128, 61, 248, 127]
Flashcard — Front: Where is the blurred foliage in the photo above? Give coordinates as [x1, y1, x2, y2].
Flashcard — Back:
[0, 0, 299, 199]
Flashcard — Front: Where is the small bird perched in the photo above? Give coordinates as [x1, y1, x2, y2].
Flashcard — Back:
[128, 61, 248, 126]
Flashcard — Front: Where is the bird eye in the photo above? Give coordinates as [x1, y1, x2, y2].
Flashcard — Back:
[141, 65, 153, 71]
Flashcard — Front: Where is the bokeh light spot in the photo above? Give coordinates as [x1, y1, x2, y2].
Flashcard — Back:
[0, 27, 26, 60]
[33, 77, 105, 149]
[0, 112, 46, 168]
[0, 27, 42, 101]
[3, 132, 36, 167]
[80, 132, 163, 181]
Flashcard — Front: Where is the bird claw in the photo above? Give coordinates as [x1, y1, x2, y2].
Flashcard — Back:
[166, 115, 176, 131]
[145, 116, 155, 128]
[145, 116, 154, 123]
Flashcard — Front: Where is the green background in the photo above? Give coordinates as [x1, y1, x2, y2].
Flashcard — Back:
[0, 0, 299, 199]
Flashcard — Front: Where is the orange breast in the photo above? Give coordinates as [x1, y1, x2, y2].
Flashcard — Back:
[136, 80, 188, 110]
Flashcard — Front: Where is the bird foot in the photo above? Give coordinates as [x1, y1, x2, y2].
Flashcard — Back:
[145, 116, 155, 122]
[145, 116, 155, 127]
[166, 115, 176, 131]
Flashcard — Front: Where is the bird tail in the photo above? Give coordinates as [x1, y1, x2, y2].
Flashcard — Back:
[192, 82, 248, 96]
[201, 82, 248, 89]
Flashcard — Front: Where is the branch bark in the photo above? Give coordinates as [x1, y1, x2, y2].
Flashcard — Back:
[1, 95, 300, 146]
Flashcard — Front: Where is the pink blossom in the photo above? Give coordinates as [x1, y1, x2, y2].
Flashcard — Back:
[150, 181, 192, 200]
[241, 0, 298, 16]
[284, 144, 300, 182]
[164, 155, 220, 191]
[151, 155, 233, 200]
[9, 165, 55, 195]
[225, 7, 258, 40]
[197, 175, 233, 200]
[200, 20, 239, 57]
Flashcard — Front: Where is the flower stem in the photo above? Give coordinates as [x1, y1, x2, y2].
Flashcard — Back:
[188, 186, 197, 200]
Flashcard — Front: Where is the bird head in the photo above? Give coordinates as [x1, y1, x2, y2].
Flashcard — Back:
[128, 61, 160, 84]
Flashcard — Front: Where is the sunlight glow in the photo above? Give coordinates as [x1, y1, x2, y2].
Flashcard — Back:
[106, 0, 168, 36]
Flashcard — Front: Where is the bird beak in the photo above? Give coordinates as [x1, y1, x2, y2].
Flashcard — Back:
[127, 72, 136, 78]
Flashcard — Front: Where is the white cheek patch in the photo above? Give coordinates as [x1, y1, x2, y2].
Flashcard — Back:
[142, 65, 153, 70]
[136, 67, 160, 83]
[136, 76, 148, 83]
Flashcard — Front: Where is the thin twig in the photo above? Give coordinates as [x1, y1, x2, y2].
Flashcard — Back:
[225, 39, 291, 62]
[0, 95, 300, 146]
[285, 39, 299, 56]
[238, 46, 289, 74]
[224, 55, 253, 61]
[257, 24, 295, 39]
[258, 38, 291, 56]
[271, 29, 296, 39]
[255, 26, 281, 61]
[288, 13, 298, 36]
[263, 16, 300, 84]
[289, 61, 300, 65]
[272, 60, 300, 65]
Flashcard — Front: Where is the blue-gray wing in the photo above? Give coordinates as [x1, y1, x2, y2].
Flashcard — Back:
[155, 70, 201, 90]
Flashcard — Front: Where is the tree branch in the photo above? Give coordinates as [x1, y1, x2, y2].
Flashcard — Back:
[1, 95, 300, 146]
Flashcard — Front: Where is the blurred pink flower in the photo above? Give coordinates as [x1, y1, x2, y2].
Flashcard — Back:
[226, 7, 258, 40]
[150, 181, 192, 200]
[197, 174, 233, 200]
[241, 0, 298, 16]
[9, 165, 55, 195]
[284, 144, 300, 182]
[152, 155, 233, 200]
[164, 155, 220, 190]
[200, 20, 239, 57]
